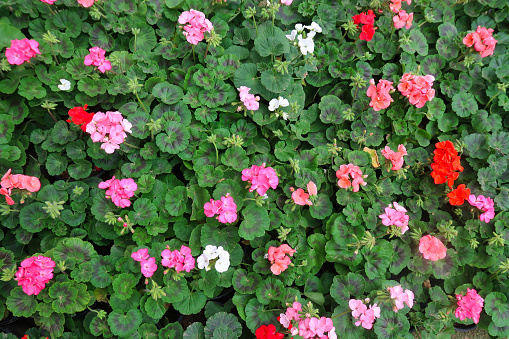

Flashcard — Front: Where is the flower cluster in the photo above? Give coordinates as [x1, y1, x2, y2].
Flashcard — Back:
[203, 193, 238, 224]
[161, 245, 195, 273]
[15, 256, 55, 295]
[0, 169, 41, 205]
[388, 285, 414, 312]
[393, 10, 413, 29]
[419, 235, 447, 261]
[178, 9, 213, 45]
[349, 299, 381, 329]
[5, 39, 41, 65]
[390, 0, 411, 13]
[197, 245, 230, 273]
[286, 22, 322, 55]
[241, 163, 279, 196]
[98, 176, 137, 208]
[463, 26, 497, 58]
[455, 288, 484, 324]
[381, 144, 407, 171]
[237, 86, 260, 111]
[366, 79, 394, 111]
[336, 164, 368, 192]
[468, 194, 495, 223]
[255, 324, 284, 339]
[290, 181, 317, 206]
[85, 111, 132, 154]
[67, 105, 94, 132]
[430, 141, 463, 188]
[267, 244, 296, 275]
[131, 249, 157, 278]
[84, 47, 111, 73]
[269, 96, 290, 120]
[447, 184, 470, 206]
[279, 302, 337, 339]
[398, 73, 435, 108]
[352, 10, 376, 41]
[379, 202, 410, 234]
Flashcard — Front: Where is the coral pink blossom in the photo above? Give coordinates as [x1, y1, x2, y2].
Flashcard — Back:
[203, 193, 238, 224]
[237, 86, 260, 111]
[161, 245, 195, 273]
[242, 163, 279, 196]
[419, 235, 447, 261]
[84, 47, 111, 73]
[267, 244, 295, 275]
[463, 26, 497, 58]
[398, 73, 435, 108]
[98, 177, 137, 208]
[0, 169, 41, 205]
[5, 39, 41, 65]
[336, 164, 368, 192]
[366, 79, 394, 111]
[178, 9, 213, 45]
[390, 0, 411, 13]
[388, 285, 414, 312]
[290, 187, 312, 206]
[468, 194, 495, 223]
[393, 10, 413, 29]
[15, 256, 55, 295]
[381, 144, 407, 170]
[280, 0, 293, 4]
[456, 288, 484, 324]
[77, 0, 95, 7]
[307, 181, 317, 196]
[379, 202, 410, 234]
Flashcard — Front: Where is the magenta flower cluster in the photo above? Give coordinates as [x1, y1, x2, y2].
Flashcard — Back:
[241, 163, 279, 196]
[379, 202, 410, 234]
[349, 299, 381, 329]
[5, 39, 41, 65]
[131, 249, 157, 279]
[84, 47, 112, 73]
[161, 245, 195, 273]
[237, 86, 260, 111]
[85, 111, 132, 154]
[15, 256, 55, 296]
[98, 176, 137, 208]
[178, 9, 213, 45]
[203, 193, 238, 224]
[468, 194, 495, 223]
[456, 288, 484, 324]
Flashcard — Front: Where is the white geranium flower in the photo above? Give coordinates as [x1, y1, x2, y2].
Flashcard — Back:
[297, 36, 315, 55]
[268, 97, 290, 111]
[305, 22, 322, 34]
[58, 79, 71, 91]
[203, 245, 219, 259]
[295, 24, 305, 33]
[282, 112, 289, 120]
[286, 30, 298, 42]
[278, 97, 289, 107]
[215, 258, 230, 273]
[197, 254, 210, 270]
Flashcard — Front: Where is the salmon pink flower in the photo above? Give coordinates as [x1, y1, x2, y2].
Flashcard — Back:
[336, 164, 368, 192]
[456, 288, 484, 324]
[0, 169, 41, 205]
[290, 187, 312, 206]
[366, 79, 394, 111]
[5, 39, 41, 65]
[381, 144, 407, 170]
[390, 0, 411, 13]
[464, 26, 497, 58]
[267, 244, 295, 275]
[419, 235, 447, 261]
[77, 0, 95, 7]
[393, 10, 413, 29]
[398, 73, 435, 108]
[307, 181, 317, 196]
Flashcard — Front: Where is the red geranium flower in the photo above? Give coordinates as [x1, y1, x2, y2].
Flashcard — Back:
[67, 104, 94, 132]
[360, 24, 376, 41]
[255, 324, 284, 339]
[447, 184, 471, 206]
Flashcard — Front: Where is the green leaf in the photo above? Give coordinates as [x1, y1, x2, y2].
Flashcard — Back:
[162, 277, 189, 303]
[363, 240, 392, 280]
[184, 323, 205, 339]
[77, 78, 107, 97]
[68, 160, 92, 180]
[232, 269, 262, 294]
[71, 262, 93, 283]
[489, 132, 509, 154]
[401, 29, 428, 56]
[108, 309, 143, 337]
[200, 224, 240, 253]
[49, 282, 78, 313]
[130, 26, 156, 52]
[66, 140, 87, 160]
[318, 95, 346, 125]
[164, 0, 183, 8]
[478, 168, 498, 190]
[485, 292, 509, 327]
[239, 204, 270, 240]
[390, 239, 411, 275]
[198, 81, 234, 108]
[0, 114, 14, 144]
[89, 314, 113, 337]
[254, 26, 290, 57]
[112, 273, 137, 300]
[374, 312, 410, 338]
[145, 297, 166, 320]
[438, 22, 458, 38]
[204, 312, 242, 339]
[129, 198, 158, 226]
[255, 277, 285, 305]
[309, 194, 333, 219]
[452, 93, 478, 117]
[464, 133, 489, 159]
[152, 82, 183, 104]
[173, 291, 207, 315]
[330, 272, 365, 306]
[244, 298, 278, 332]
[53, 238, 97, 267]
[19, 202, 47, 233]
[53, 10, 82, 38]
[437, 113, 458, 132]
[221, 147, 249, 171]
[159, 322, 184, 339]
[156, 122, 190, 154]
[18, 76, 46, 100]
[260, 70, 292, 93]
[196, 165, 224, 187]
[165, 186, 188, 216]
[348, 150, 371, 167]
[45, 154, 68, 176]
[89, 23, 113, 50]
[0, 17, 25, 50]
[6, 287, 37, 317]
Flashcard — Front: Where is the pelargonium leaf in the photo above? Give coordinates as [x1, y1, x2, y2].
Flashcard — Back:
[159, 322, 184, 339]
[244, 298, 278, 332]
[20, 202, 47, 233]
[49, 282, 78, 313]
[152, 82, 183, 104]
[330, 272, 365, 306]
[165, 186, 188, 216]
[144, 296, 166, 320]
[107, 309, 142, 337]
[184, 322, 205, 339]
[485, 292, 509, 327]
[204, 312, 242, 339]
[112, 273, 137, 300]
[6, 287, 37, 317]
[173, 290, 207, 315]
[129, 198, 158, 226]
[18, 76, 46, 100]
[156, 122, 190, 154]
[255, 277, 285, 305]
[232, 269, 262, 294]
[239, 204, 270, 240]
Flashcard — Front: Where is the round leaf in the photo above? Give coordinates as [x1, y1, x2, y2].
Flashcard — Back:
[108, 309, 142, 337]
[152, 82, 183, 104]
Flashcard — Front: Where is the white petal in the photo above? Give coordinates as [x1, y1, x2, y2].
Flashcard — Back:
[279, 98, 289, 107]
[268, 98, 279, 111]
[58, 79, 71, 91]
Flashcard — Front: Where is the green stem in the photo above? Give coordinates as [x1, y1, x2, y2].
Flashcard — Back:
[338, 30, 348, 44]
[331, 310, 350, 319]
[252, 16, 258, 36]
[485, 88, 502, 109]
[192, 45, 196, 63]
[351, 85, 359, 105]
[46, 108, 58, 123]
[46, 3, 56, 15]
[135, 91, 149, 114]
[389, 26, 395, 40]
[134, 34, 137, 53]
[212, 141, 219, 166]
[204, 41, 210, 58]
[49, 44, 59, 65]
[123, 142, 141, 149]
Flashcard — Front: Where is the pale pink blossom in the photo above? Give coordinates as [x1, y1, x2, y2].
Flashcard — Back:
[468, 194, 495, 223]
[237, 86, 260, 111]
[178, 9, 213, 45]
[393, 10, 413, 29]
[349, 299, 380, 329]
[366, 79, 394, 111]
[280, 0, 293, 4]
[307, 181, 318, 196]
[77, 0, 95, 7]
[379, 202, 410, 234]
[398, 73, 435, 108]
[85, 111, 132, 153]
[388, 285, 414, 312]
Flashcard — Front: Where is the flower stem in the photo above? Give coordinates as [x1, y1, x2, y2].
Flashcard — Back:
[135, 91, 149, 114]
[46, 108, 58, 123]
[485, 88, 502, 109]
[253, 16, 258, 36]
[338, 30, 348, 44]
[330, 310, 350, 319]
[351, 85, 359, 105]
[123, 142, 141, 149]
[46, 3, 56, 15]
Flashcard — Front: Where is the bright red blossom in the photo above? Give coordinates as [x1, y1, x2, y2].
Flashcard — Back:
[447, 184, 471, 206]
[430, 141, 464, 188]
[67, 105, 94, 132]
[255, 324, 284, 339]
[352, 10, 376, 41]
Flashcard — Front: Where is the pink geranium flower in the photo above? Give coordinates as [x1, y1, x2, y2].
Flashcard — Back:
[456, 288, 484, 324]
[388, 285, 414, 312]
[178, 9, 213, 45]
[267, 244, 295, 275]
[366, 79, 394, 111]
[398, 73, 435, 108]
[379, 202, 410, 234]
[393, 10, 413, 29]
[77, 0, 95, 7]
[15, 256, 55, 295]
[307, 181, 317, 196]
[237, 86, 260, 111]
[203, 193, 238, 224]
[381, 144, 407, 171]
[84, 47, 111, 73]
[349, 299, 380, 329]
[463, 26, 497, 58]
[468, 194, 495, 223]
[161, 245, 195, 273]
[419, 235, 447, 261]
[336, 164, 368, 192]
[98, 177, 137, 208]
[140, 257, 158, 278]
[85, 111, 132, 153]
[5, 39, 41, 65]
[242, 163, 279, 196]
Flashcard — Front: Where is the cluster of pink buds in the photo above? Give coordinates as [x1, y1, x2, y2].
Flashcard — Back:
[85, 111, 132, 154]
[267, 244, 296, 275]
[468, 194, 495, 223]
[455, 288, 484, 324]
[5, 39, 41, 65]
[366, 79, 394, 111]
[279, 302, 337, 339]
[237, 86, 260, 111]
[241, 163, 279, 196]
[178, 9, 213, 45]
[388, 285, 414, 312]
[0, 169, 41, 205]
[84, 47, 111, 73]
[381, 144, 407, 171]
[398, 73, 435, 108]
[336, 164, 368, 192]
[349, 299, 381, 329]
[131, 249, 157, 280]
[463, 26, 497, 58]
[379, 202, 410, 234]
[15, 256, 55, 295]
[161, 245, 195, 273]
[289, 181, 317, 206]
[98, 176, 137, 208]
[203, 193, 238, 224]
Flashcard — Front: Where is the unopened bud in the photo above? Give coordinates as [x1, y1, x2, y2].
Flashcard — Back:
[117, 217, 122, 221]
